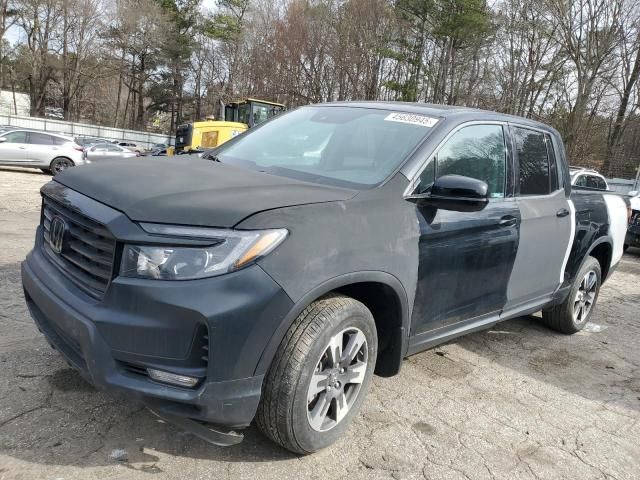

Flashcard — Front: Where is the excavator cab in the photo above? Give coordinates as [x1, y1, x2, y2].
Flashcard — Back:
[173, 98, 285, 154]
[224, 98, 286, 128]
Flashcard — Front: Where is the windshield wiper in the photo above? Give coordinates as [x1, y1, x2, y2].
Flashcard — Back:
[204, 152, 222, 162]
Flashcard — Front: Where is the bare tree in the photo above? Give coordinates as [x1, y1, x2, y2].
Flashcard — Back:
[546, 0, 623, 158]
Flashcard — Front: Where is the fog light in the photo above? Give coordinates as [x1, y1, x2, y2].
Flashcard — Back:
[147, 368, 200, 388]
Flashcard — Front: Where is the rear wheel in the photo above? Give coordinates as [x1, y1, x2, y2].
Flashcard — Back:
[49, 157, 74, 176]
[542, 256, 601, 334]
[256, 294, 377, 454]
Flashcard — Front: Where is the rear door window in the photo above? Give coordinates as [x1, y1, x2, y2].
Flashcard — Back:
[27, 132, 54, 145]
[513, 127, 551, 195]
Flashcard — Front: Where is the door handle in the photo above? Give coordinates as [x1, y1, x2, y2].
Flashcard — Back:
[556, 208, 570, 217]
[499, 215, 517, 227]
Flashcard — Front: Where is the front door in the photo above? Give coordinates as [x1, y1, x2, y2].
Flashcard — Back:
[410, 123, 519, 335]
[503, 126, 572, 311]
[0, 131, 30, 163]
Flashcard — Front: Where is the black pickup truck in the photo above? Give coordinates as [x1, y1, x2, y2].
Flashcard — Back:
[21, 102, 630, 454]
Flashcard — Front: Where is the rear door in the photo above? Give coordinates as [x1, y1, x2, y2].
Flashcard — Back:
[102, 144, 125, 159]
[25, 132, 56, 165]
[503, 126, 572, 312]
[87, 144, 108, 161]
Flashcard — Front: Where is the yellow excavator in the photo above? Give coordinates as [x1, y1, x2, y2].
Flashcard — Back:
[172, 98, 285, 154]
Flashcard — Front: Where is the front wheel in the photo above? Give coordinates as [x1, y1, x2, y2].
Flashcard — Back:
[256, 294, 377, 454]
[49, 157, 74, 176]
[542, 256, 601, 334]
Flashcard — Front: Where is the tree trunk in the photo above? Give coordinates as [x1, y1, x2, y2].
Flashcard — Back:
[62, 0, 70, 120]
[604, 34, 640, 175]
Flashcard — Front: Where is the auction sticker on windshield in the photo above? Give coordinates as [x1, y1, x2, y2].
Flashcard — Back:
[384, 112, 439, 128]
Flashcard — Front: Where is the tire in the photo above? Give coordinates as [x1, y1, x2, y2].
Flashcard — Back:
[542, 256, 601, 334]
[256, 294, 377, 454]
[49, 157, 74, 176]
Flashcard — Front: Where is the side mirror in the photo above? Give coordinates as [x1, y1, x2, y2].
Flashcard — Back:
[406, 174, 489, 212]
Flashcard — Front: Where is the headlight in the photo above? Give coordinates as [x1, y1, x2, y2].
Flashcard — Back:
[120, 224, 287, 280]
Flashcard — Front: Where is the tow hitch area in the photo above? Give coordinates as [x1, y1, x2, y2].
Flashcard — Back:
[149, 409, 244, 447]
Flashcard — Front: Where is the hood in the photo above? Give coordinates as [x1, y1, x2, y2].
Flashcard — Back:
[54, 157, 356, 227]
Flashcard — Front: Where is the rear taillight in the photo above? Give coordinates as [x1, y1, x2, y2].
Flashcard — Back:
[73, 146, 84, 152]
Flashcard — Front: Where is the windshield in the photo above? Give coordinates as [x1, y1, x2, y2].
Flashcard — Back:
[251, 102, 284, 125]
[214, 106, 437, 188]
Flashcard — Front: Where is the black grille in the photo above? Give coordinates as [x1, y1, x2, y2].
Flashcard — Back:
[41, 195, 115, 299]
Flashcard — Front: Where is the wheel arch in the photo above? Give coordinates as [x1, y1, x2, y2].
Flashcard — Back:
[254, 271, 410, 379]
[585, 237, 613, 282]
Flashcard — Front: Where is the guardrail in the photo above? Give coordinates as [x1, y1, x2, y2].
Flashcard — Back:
[0, 114, 172, 148]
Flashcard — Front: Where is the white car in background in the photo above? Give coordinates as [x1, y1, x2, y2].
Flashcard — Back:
[625, 190, 640, 251]
[0, 129, 86, 175]
[85, 143, 139, 161]
[116, 141, 145, 153]
[569, 167, 609, 190]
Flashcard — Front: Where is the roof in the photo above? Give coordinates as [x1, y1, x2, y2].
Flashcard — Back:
[191, 120, 248, 128]
[228, 98, 285, 107]
[0, 127, 73, 139]
[313, 101, 559, 134]
[317, 101, 473, 116]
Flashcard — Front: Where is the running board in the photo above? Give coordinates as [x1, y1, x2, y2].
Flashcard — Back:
[149, 409, 244, 447]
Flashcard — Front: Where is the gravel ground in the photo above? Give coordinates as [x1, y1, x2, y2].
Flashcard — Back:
[0, 166, 639, 480]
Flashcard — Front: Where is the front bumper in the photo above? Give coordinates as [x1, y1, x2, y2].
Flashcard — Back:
[22, 233, 293, 429]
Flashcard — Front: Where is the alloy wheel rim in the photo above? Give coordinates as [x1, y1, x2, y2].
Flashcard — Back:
[54, 160, 70, 173]
[307, 327, 368, 432]
[573, 270, 597, 324]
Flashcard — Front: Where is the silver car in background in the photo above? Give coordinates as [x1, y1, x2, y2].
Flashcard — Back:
[84, 143, 139, 161]
[0, 129, 86, 175]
